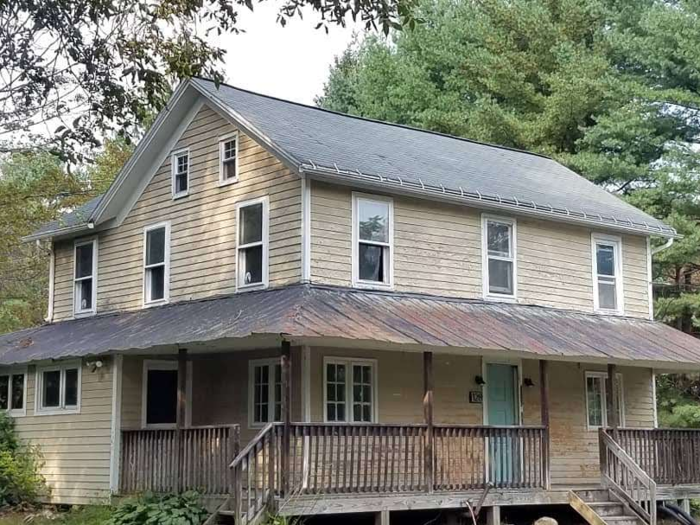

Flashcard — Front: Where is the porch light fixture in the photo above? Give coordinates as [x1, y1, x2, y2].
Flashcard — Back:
[475, 375, 486, 386]
[523, 378, 535, 387]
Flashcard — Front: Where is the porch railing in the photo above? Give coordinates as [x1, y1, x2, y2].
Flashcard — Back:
[120, 424, 240, 495]
[616, 428, 700, 486]
[599, 429, 656, 525]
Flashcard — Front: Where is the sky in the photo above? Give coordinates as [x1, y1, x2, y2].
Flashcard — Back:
[219, 1, 363, 105]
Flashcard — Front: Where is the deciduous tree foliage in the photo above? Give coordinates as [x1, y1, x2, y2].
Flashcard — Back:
[0, 0, 417, 162]
[318, 0, 700, 323]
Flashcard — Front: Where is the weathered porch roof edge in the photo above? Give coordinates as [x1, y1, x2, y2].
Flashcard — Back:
[1, 284, 700, 368]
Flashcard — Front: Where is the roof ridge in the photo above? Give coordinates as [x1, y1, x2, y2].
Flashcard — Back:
[191, 76, 554, 162]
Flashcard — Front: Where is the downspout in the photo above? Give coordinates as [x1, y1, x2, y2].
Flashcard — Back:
[45, 240, 55, 323]
[652, 237, 674, 255]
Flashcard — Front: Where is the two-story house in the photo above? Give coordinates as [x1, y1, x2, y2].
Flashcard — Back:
[2, 78, 700, 525]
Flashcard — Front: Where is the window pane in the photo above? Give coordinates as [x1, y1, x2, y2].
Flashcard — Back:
[0, 376, 8, 410]
[148, 266, 165, 301]
[176, 154, 189, 174]
[336, 403, 345, 421]
[146, 369, 178, 425]
[175, 173, 188, 193]
[488, 259, 513, 295]
[223, 140, 236, 160]
[79, 279, 93, 310]
[358, 200, 389, 243]
[327, 403, 336, 422]
[11, 374, 24, 410]
[242, 245, 263, 285]
[43, 370, 61, 408]
[598, 281, 617, 310]
[596, 244, 615, 276]
[223, 160, 236, 181]
[240, 203, 263, 245]
[487, 221, 510, 257]
[64, 369, 78, 407]
[359, 244, 385, 282]
[75, 243, 93, 278]
[146, 228, 166, 266]
[587, 377, 603, 427]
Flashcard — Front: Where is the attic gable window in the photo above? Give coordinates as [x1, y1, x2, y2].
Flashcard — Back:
[352, 193, 393, 289]
[219, 133, 239, 185]
[143, 222, 170, 306]
[73, 238, 97, 316]
[171, 149, 190, 199]
[236, 197, 269, 290]
[483, 215, 517, 299]
[592, 234, 623, 313]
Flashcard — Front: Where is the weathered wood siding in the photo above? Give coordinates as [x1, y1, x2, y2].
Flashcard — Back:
[309, 181, 650, 317]
[52, 104, 302, 321]
[119, 349, 302, 445]
[7, 359, 114, 505]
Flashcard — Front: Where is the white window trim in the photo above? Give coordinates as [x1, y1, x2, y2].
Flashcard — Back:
[35, 361, 82, 416]
[141, 360, 189, 429]
[73, 237, 98, 317]
[0, 368, 28, 417]
[323, 357, 378, 423]
[351, 192, 394, 290]
[236, 196, 269, 292]
[592, 233, 625, 315]
[218, 132, 239, 186]
[142, 222, 171, 307]
[482, 214, 517, 301]
[171, 148, 190, 199]
[248, 358, 282, 429]
[585, 371, 625, 430]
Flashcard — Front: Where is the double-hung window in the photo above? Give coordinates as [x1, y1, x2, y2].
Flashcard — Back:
[219, 133, 238, 184]
[592, 234, 623, 313]
[171, 149, 190, 198]
[236, 197, 269, 290]
[324, 358, 376, 423]
[143, 223, 170, 305]
[352, 194, 393, 288]
[585, 371, 624, 429]
[73, 238, 97, 316]
[0, 370, 26, 416]
[483, 216, 516, 298]
[249, 359, 281, 427]
[36, 362, 81, 415]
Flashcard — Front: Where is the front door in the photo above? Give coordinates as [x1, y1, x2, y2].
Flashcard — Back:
[486, 363, 520, 484]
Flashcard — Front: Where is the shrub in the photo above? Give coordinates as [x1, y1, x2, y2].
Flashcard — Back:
[108, 492, 207, 525]
[0, 412, 45, 508]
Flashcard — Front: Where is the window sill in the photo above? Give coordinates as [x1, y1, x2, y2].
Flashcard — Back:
[34, 408, 80, 417]
[484, 294, 517, 303]
[172, 191, 189, 200]
[143, 424, 177, 430]
[73, 310, 96, 319]
[237, 283, 268, 293]
[353, 280, 393, 291]
[2, 410, 26, 418]
[218, 178, 239, 187]
[594, 308, 624, 316]
[143, 299, 169, 309]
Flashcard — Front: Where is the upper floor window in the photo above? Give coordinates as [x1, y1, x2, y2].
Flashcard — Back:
[249, 359, 281, 427]
[171, 149, 190, 199]
[483, 215, 516, 299]
[36, 362, 81, 415]
[74, 238, 97, 316]
[352, 194, 393, 288]
[324, 358, 376, 423]
[592, 234, 623, 313]
[236, 197, 269, 290]
[219, 133, 239, 185]
[585, 371, 624, 429]
[0, 370, 26, 416]
[143, 223, 170, 306]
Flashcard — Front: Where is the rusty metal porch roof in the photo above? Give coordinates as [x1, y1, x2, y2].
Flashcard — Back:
[1, 284, 700, 367]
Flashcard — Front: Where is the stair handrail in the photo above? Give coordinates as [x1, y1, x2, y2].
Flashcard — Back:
[229, 422, 280, 525]
[599, 429, 657, 525]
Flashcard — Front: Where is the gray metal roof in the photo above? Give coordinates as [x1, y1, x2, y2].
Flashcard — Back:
[30, 195, 103, 238]
[194, 78, 674, 236]
[2, 284, 700, 367]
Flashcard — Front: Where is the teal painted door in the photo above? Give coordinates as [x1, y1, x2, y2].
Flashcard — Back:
[486, 363, 519, 485]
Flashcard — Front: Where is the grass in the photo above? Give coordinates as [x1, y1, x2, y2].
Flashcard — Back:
[0, 506, 113, 525]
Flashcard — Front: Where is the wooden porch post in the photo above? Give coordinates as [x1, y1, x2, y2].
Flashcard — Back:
[176, 348, 188, 493]
[423, 351, 434, 493]
[608, 364, 619, 434]
[539, 360, 551, 490]
[281, 340, 292, 496]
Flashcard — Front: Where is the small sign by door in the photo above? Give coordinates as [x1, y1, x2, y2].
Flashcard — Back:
[469, 391, 483, 404]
